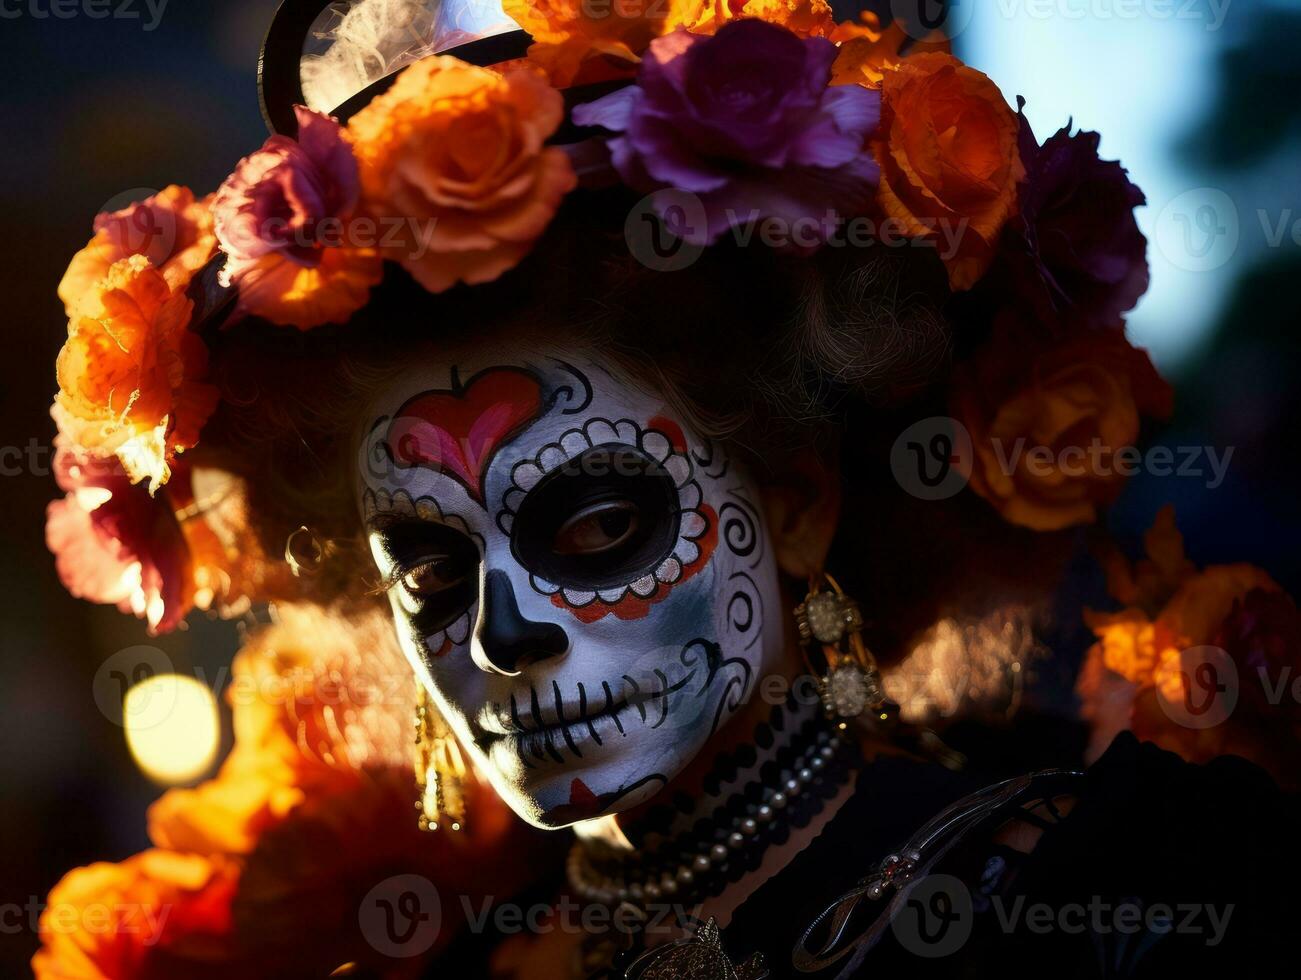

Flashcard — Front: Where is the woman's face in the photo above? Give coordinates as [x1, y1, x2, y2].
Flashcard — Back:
[355, 343, 785, 828]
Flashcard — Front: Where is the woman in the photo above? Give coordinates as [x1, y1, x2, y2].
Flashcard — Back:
[40, 1, 1298, 977]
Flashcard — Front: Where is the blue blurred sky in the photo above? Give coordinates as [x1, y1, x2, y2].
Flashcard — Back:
[961, 0, 1301, 371]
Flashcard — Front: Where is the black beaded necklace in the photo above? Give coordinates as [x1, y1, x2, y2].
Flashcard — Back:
[566, 709, 859, 911]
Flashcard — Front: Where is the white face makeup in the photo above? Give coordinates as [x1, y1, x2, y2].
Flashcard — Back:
[356, 346, 783, 828]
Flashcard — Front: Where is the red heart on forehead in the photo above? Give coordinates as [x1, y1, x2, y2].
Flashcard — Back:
[385, 367, 544, 504]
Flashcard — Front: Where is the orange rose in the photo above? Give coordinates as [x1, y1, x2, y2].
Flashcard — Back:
[59, 186, 216, 318]
[32, 850, 239, 980]
[953, 321, 1173, 531]
[874, 53, 1024, 290]
[347, 57, 576, 292]
[54, 255, 219, 491]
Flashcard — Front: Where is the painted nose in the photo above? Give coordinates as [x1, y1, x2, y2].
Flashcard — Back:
[471, 569, 569, 675]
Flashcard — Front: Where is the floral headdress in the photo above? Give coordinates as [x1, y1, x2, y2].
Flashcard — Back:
[42, 8, 1301, 977]
[48, 0, 1165, 633]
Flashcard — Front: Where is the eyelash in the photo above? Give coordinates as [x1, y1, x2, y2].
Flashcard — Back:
[375, 557, 439, 597]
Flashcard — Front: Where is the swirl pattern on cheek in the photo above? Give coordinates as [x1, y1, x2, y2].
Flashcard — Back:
[719, 488, 765, 569]
[497, 417, 717, 621]
[725, 570, 765, 652]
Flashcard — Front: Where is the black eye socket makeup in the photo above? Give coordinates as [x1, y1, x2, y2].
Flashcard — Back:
[510, 446, 681, 591]
[369, 519, 481, 633]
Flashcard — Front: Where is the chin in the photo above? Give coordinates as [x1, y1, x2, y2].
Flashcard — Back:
[478, 731, 703, 830]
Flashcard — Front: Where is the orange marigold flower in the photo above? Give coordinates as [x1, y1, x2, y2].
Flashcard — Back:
[54, 256, 219, 492]
[828, 13, 951, 88]
[32, 850, 239, 980]
[1083, 606, 1171, 687]
[347, 57, 577, 292]
[1077, 510, 1295, 779]
[873, 52, 1024, 290]
[144, 605, 542, 976]
[58, 186, 216, 319]
[148, 605, 412, 858]
[508, 0, 671, 84]
[952, 319, 1173, 532]
[674, 0, 837, 38]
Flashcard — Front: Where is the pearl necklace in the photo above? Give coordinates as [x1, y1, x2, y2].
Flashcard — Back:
[567, 723, 856, 910]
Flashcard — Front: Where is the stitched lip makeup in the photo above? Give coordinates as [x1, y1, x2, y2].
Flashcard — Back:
[474, 670, 698, 748]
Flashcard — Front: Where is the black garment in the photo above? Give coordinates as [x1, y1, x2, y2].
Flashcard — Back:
[721, 733, 1298, 978]
[428, 734, 1297, 978]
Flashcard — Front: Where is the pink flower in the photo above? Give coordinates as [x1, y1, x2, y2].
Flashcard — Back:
[45, 442, 194, 634]
[214, 106, 381, 330]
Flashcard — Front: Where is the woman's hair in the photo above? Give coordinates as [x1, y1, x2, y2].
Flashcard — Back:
[195, 190, 972, 656]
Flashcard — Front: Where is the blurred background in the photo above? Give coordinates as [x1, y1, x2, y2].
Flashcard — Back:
[0, 0, 1297, 972]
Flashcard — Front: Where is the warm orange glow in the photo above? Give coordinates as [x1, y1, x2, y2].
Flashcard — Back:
[124, 674, 220, 785]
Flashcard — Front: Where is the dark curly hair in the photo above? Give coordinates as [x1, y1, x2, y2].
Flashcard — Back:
[194, 189, 1058, 663]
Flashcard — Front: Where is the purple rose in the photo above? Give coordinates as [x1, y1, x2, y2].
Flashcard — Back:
[214, 105, 360, 278]
[572, 20, 881, 246]
[1004, 116, 1150, 329]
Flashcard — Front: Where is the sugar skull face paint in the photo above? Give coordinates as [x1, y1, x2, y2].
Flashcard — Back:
[357, 345, 783, 828]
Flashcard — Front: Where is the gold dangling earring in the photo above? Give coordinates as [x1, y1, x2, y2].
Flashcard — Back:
[794, 572, 896, 725]
[414, 687, 468, 832]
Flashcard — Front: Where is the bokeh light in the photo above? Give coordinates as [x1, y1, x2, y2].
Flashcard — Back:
[123, 674, 221, 785]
